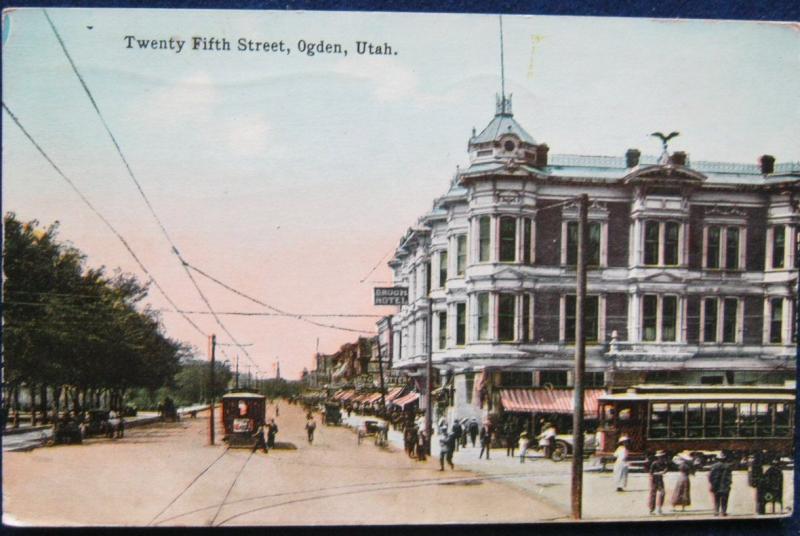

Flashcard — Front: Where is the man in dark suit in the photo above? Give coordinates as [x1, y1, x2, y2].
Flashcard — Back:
[708, 452, 733, 516]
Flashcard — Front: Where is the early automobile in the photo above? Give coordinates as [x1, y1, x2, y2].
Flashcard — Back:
[324, 402, 342, 426]
[53, 415, 82, 445]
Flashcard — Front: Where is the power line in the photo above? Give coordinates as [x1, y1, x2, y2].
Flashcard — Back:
[2, 102, 208, 340]
[185, 261, 377, 335]
[43, 10, 260, 374]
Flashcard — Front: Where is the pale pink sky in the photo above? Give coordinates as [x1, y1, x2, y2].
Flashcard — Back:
[4, 9, 798, 378]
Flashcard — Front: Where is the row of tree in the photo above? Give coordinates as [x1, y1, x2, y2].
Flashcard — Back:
[3, 213, 189, 424]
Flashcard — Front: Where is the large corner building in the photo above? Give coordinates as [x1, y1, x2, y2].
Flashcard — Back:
[377, 95, 799, 425]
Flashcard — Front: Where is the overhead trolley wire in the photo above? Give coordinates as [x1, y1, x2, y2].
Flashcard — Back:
[2, 102, 208, 340]
[43, 10, 261, 373]
[185, 262, 377, 335]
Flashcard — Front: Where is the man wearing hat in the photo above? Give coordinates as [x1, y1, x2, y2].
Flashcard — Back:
[613, 436, 630, 491]
[648, 450, 669, 514]
[708, 452, 733, 516]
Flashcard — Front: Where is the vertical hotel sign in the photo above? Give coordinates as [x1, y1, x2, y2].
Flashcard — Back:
[374, 287, 409, 306]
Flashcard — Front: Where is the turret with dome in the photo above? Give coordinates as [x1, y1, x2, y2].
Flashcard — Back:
[467, 94, 549, 168]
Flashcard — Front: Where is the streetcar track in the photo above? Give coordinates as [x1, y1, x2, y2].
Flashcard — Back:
[153, 470, 559, 525]
[209, 449, 255, 526]
[214, 472, 556, 526]
[146, 446, 231, 526]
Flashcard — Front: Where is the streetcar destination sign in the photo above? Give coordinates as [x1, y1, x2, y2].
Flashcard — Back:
[374, 287, 409, 305]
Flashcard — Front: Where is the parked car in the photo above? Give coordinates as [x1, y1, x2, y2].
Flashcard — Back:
[550, 432, 598, 462]
[84, 409, 112, 437]
[54, 416, 82, 445]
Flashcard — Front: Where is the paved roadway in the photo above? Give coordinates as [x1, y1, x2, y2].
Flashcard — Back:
[3, 402, 562, 526]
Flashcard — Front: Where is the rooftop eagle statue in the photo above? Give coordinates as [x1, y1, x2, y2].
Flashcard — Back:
[651, 131, 680, 154]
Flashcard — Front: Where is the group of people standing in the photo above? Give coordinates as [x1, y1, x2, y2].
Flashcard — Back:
[252, 418, 279, 453]
[613, 436, 784, 516]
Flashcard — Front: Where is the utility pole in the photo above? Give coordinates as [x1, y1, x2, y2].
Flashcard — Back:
[235, 354, 239, 390]
[377, 334, 387, 412]
[209, 334, 216, 446]
[425, 296, 433, 454]
[571, 194, 589, 519]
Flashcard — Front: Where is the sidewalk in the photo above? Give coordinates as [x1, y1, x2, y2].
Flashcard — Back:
[339, 412, 793, 521]
[2, 405, 210, 452]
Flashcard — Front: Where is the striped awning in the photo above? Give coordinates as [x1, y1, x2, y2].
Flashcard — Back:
[339, 390, 358, 401]
[499, 388, 604, 414]
[363, 392, 383, 404]
[333, 390, 354, 400]
[385, 387, 405, 402]
[392, 392, 420, 409]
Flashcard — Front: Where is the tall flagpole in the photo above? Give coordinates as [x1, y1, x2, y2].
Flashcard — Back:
[499, 15, 506, 105]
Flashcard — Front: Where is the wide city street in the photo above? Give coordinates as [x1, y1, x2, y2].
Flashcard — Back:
[3, 401, 561, 526]
[3, 400, 793, 526]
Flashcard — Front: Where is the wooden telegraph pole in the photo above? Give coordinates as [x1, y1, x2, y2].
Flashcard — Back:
[571, 194, 589, 519]
[209, 334, 216, 446]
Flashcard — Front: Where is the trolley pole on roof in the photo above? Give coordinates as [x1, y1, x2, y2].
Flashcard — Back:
[571, 194, 588, 519]
[209, 334, 216, 446]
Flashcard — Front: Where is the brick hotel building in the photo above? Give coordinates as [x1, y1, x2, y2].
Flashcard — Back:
[376, 95, 799, 423]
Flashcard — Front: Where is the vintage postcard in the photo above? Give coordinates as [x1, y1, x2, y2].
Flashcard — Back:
[2, 7, 798, 528]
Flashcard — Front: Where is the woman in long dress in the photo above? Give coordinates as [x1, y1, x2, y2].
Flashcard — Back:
[671, 455, 693, 511]
[613, 436, 630, 491]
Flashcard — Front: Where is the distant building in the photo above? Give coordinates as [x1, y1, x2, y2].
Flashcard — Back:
[379, 94, 799, 423]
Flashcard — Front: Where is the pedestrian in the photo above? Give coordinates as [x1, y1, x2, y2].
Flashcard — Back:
[518, 431, 530, 463]
[670, 454, 693, 512]
[305, 416, 316, 444]
[504, 423, 517, 457]
[460, 419, 469, 448]
[613, 436, 630, 491]
[748, 451, 766, 515]
[708, 452, 733, 516]
[267, 418, 278, 449]
[538, 422, 557, 459]
[409, 425, 419, 459]
[479, 423, 492, 460]
[468, 418, 479, 447]
[648, 450, 668, 514]
[416, 428, 427, 461]
[252, 422, 268, 453]
[116, 416, 125, 439]
[439, 428, 450, 471]
[445, 430, 457, 470]
[762, 458, 783, 514]
[404, 426, 415, 457]
[275, 405, 280, 417]
[451, 420, 463, 452]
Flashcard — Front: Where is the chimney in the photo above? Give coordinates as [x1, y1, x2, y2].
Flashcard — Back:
[625, 148, 641, 168]
[670, 151, 687, 166]
[760, 154, 775, 174]
[536, 143, 549, 168]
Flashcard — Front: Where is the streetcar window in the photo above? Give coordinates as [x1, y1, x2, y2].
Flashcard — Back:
[668, 403, 686, 438]
[775, 403, 791, 437]
[756, 403, 772, 437]
[739, 403, 755, 438]
[687, 403, 703, 438]
[704, 403, 721, 438]
[649, 403, 669, 439]
[721, 403, 737, 437]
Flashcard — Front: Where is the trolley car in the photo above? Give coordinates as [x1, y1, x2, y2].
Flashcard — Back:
[596, 384, 794, 466]
[221, 392, 267, 448]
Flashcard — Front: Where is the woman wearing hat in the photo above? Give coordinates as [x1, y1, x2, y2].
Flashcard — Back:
[613, 436, 630, 491]
[518, 431, 530, 464]
[671, 453, 694, 512]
